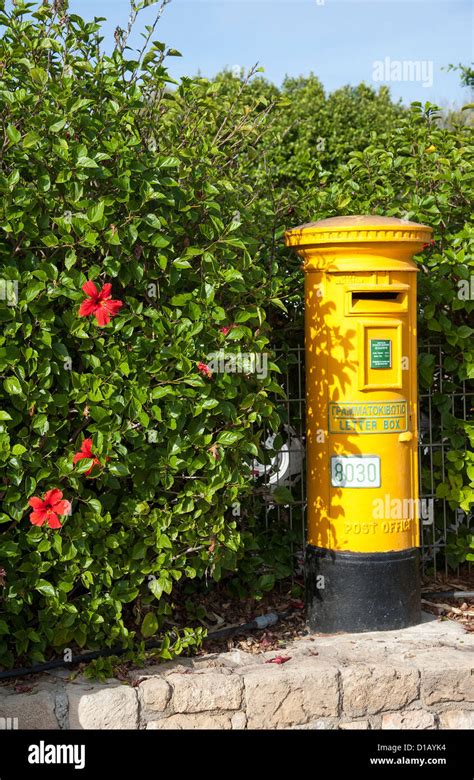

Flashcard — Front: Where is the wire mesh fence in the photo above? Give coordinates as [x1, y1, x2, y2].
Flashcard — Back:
[253, 344, 473, 580]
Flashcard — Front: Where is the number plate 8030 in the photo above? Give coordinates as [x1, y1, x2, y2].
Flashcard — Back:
[330, 456, 381, 488]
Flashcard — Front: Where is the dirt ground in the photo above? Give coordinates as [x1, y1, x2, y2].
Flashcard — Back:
[198, 568, 474, 657]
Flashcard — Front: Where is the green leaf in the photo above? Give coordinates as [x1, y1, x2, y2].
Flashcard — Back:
[75, 457, 94, 474]
[172, 258, 191, 268]
[35, 580, 56, 598]
[3, 377, 22, 395]
[87, 201, 105, 223]
[38, 174, 51, 192]
[216, 431, 243, 446]
[141, 612, 159, 638]
[419, 353, 436, 387]
[77, 156, 99, 168]
[87, 498, 102, 514]
[30, 67, 48, 87]
[151, 386, 174, 400]
[272, 486, 294, 505]
[22, 130, 41, 148]
[158, 156, 180, 168]
[89, 407, 109, 422]
[49, 117, 67, 133]
[6, 124, 21, 145]
[149, 577, 163, 599]
[258, 574, 275, 592]
[24, 281, 45, 302]
[108, 462, 129, 476]
[32, 414, 49, 435]
[156, 533, 172, 549]
[65, 250, 77, 270]
[0, 541, 19, 558]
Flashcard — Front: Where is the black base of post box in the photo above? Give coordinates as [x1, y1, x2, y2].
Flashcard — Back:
[305, 545, 421, 633]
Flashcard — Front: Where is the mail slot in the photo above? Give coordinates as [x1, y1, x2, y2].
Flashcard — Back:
[285, 215, 433, 633]
[352, 291, 400, 301]
[348, 287, 409, 315]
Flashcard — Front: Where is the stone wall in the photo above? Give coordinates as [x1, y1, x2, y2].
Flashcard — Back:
[0, 616, 472, 730]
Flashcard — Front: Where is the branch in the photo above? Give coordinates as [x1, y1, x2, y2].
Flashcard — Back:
[115, 0, 172, 56]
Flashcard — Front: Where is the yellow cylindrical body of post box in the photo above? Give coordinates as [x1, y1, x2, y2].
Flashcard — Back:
[285, 215, 432, 633]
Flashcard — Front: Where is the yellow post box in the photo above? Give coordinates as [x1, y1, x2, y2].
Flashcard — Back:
[285, 215, 433, 632]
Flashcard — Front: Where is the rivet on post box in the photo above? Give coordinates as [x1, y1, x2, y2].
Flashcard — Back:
[285, 215, 433, 633]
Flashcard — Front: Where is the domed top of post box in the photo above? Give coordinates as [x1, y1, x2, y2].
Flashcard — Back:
[285, 215, 432, 247]
[285, 215, 432, 272]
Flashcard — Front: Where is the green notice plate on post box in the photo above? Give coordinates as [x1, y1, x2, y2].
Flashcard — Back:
[370, 339, 392, 369]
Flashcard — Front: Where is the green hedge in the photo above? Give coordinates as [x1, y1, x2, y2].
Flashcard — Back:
[0, 1, 286, 669]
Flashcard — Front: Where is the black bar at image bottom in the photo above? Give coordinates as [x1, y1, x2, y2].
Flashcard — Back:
[0, 729, 472, 776]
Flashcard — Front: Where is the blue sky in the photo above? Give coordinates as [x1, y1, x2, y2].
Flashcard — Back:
[70, 1, 472, 106]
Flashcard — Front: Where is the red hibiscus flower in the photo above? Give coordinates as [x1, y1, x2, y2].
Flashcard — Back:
[73, 438, 102, 476]
[219, 324, 235, 336]
[28, 489, 71, 530]
[197, 361, 212, 378]
[78, 280, 123, 326]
